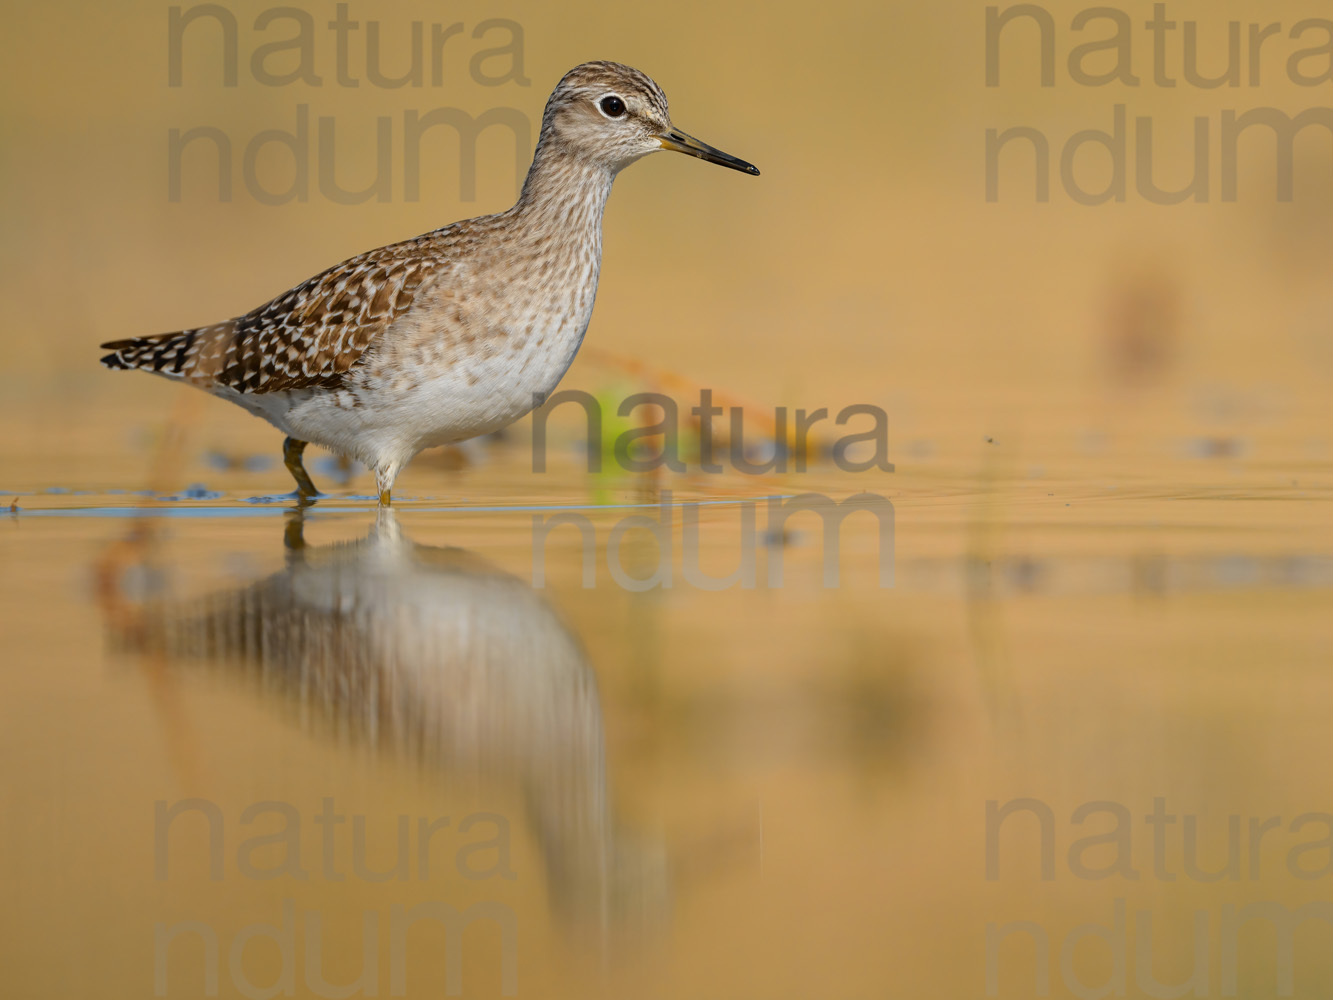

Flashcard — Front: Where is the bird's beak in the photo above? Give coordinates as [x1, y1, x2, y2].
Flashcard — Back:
[657, 128, 760, 176]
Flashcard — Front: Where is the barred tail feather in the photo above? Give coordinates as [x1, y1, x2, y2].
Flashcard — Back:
[100, 329, 201, 376]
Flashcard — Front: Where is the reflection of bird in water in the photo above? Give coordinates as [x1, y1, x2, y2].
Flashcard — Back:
[107, 509, 666, 935]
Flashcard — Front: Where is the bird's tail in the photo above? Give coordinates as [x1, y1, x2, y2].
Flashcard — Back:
[100, 329, 203, 376]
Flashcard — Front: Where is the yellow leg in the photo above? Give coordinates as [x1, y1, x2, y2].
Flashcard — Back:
[374, 464, 397, 507]
[282, 437, 319, 499]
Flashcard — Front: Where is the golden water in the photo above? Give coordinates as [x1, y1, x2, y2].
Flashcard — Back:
[2, 380, 1331, 998]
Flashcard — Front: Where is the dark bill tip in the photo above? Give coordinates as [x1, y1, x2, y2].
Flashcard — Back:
[658, 129, 760, 176]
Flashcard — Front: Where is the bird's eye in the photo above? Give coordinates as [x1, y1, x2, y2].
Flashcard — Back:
[599, 95, 626, 118]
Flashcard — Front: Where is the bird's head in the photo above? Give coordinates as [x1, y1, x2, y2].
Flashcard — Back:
[538, 61, 759, 177]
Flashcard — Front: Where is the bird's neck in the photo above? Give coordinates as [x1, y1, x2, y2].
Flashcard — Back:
[511, 146, 614, 242]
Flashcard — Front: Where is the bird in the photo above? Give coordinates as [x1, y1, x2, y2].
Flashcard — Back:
[100, 61, 759, 505]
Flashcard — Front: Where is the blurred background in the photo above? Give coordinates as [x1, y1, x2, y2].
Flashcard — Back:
[2, 1, 1332, 997]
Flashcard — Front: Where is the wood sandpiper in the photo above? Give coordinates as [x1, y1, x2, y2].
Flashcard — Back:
[101, 61, 758, 505]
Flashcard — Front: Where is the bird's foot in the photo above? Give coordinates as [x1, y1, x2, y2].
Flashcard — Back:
[282, 437, 322, 501]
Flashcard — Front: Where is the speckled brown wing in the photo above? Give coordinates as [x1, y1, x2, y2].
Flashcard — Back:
[213, 239, 441, 393]
[100, 235, 446, 393]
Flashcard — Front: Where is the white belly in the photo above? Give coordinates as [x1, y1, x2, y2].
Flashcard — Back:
[249, 311, 590, 472]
